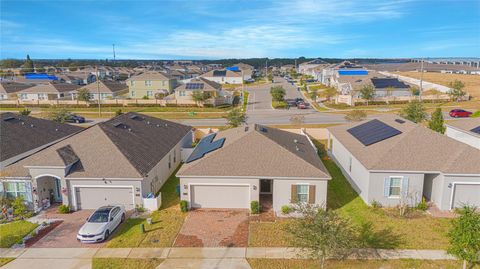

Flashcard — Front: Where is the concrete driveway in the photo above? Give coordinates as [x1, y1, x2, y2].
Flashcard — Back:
[30, 208, 102, 248]
[174, 209, 249, 247]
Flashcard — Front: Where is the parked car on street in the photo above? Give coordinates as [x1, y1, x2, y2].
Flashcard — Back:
[286, 99, 297, 107]
[297, 102, 309, 109]
[295, 98, 304, 104]
[65, 113, 86, 123]
[77, 205, 125, 243]
[449, 109, 472, 118]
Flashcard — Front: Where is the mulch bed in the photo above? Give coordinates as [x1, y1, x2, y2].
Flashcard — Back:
[25, 221, 63, 248]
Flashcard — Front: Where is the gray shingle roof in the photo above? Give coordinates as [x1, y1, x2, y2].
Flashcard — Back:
[446, 118, 480, 137]
[0, 112, 82, 163]
[178, 125, 330, 179]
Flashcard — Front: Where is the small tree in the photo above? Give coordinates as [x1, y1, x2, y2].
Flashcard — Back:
[285, 203, 359, 269]
[400, 100, 427, 123]
[345, 110, 367, 122]
[19, 108, 31, 116]
[191, 91, 210, 105]
[22, 54, 34, 73]
[322, 87, 337, 102]
[309, 89, 318, 102]
[12, 196, 28, 219]
[77, 88, 91, 102]
[448, 80, 466, 102]
[410, 86, 420, 96]
[270, 86, 286, 102]
[428, 108, 446, 134]
[359, 85, 375, 106]
[447, 205, 480, 269]
[225, 108, 246, 127]
[49, 109, 71, 123]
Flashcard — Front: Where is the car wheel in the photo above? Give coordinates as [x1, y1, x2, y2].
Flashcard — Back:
[104, 230, 110, 240]
[121, 213, 125, 223]
[75, 120, 80, 123]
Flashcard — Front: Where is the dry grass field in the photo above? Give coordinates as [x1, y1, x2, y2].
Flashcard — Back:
[396, 71, 480, 98]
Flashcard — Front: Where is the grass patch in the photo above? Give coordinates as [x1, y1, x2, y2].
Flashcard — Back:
[272, 100, 287, 109]
[106, 166, 186, 248]
[247, 259, 470, 269]
[92, 258, 163, 269]
[0, 258, 14, 266]
[0, 220, 38, 248]
[249, 219, 294, 247]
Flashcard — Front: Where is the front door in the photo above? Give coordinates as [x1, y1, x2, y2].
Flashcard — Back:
[53, 178, 62, 202]
[260, 179, 272, 194]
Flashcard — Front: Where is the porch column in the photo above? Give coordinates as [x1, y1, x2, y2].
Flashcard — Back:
[60, 178, 70, 208]
[31, 178, 41, 213]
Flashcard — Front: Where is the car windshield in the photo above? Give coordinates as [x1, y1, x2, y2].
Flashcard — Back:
[88, 211, 109, 223]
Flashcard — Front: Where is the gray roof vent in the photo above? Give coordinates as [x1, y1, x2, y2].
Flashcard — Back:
[30, 124, 34, 128]
[293, 139, 298, 144]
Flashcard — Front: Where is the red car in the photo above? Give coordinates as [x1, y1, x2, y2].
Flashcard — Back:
[449, 109, 472, 118]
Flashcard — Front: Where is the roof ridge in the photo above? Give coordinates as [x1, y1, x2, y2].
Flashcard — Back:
[254, 128, 330, 178]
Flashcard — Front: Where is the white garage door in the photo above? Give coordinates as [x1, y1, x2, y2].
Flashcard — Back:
[75, 187, 134, 210]
[190, 185, 249, 209]
[452, 184, 480, 209]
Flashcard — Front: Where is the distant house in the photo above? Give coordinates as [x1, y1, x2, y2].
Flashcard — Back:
[177, 125, 331, 214]
[298, 59, 329, 74]
[0, 112, 82, 169]
[200, 69, 243, 84]
[173, 77, 232, 105]
[16, 82, 80, 100]
[76, 81, 128, 100]
[445, 118, 480, 149]
[327, 115, 480, 211]
[127, 72, 177, 99]
[0, 82, 33, 100]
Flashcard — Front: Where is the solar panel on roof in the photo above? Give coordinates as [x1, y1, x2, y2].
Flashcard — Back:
[213, 70, 226, 77]
[371, 78, 409, 89]
[186, 133, 225, 163]
[470, 126, 480, 134]
[347, 119, 402, 146]
[185, 83, 204, 90]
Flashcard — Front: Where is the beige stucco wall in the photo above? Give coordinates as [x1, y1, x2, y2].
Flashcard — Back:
[128, 79, 177, 98]
[273, 179, 328, 215]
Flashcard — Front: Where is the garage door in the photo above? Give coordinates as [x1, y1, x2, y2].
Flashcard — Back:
[190, 185, 249, 209]
[75, 187, 134, 210]
[452, 184, 480, 209]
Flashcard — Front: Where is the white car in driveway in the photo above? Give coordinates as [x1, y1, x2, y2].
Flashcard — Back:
[77, 205, 126, 243]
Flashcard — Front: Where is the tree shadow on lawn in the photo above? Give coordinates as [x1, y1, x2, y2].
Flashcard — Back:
[357, 221, 403, 249]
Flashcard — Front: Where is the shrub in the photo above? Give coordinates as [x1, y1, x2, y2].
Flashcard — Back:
[115, 109, 123, 116]
[12, 196, 29, 218]
[281, 205, 291, 214]
[250, 200, 260, 214]
[180, 200, 188, 212]
[416, 197, 428, 211]
[19, 108, 31, 116]
[471, 110, 480, 118]
[135, 204, 146, 213]
[371, 200, 381, 209]
[57, 204, 70, 214]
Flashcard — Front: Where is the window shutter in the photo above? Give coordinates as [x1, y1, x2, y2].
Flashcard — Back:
[402, 177, 409, 198]
[308, 185, 316, 204]
[291, 185, 297, 203]
[384, 177, 390, 197]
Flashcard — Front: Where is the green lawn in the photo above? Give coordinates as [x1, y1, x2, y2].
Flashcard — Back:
[249, 141, 452, 249]
[0, 258, 14, 266]
[248, 259, 473, 269]
[92, 258, 163, 269]
[272, 100, 287, 109]
[106, 166, 186, 248]
[0, 220, 38, 248]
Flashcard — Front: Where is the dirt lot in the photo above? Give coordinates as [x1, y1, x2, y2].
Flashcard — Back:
[396, 71, 480, 98]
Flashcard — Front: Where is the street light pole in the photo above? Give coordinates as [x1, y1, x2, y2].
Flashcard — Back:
[96, 66, 101, 117]
[419, 58, 424, 101]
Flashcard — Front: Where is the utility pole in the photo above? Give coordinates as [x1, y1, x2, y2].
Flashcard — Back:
[96, 66, 101, 117]
[419, 58, 424, 100]
[112, 44, 116, 65]
[265, 59, 268, 83]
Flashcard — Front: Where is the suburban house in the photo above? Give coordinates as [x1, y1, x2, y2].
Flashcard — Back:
[0, 112, 82, 169]
[200, 70, 243, 84]
[445, 118, 480, 149]
[173, 77, 233, 106]
[369, 77, 412, 97]
[127, 72, 177, 99]
[176, 125, 331, 215]
[16, 82, 80, 101]
[298, 59, 329, 74]
[0, 82, 33, 100]
[76, 80, 128, 100]
[327, 115, 480, 211]
[0, 113, 193, 212]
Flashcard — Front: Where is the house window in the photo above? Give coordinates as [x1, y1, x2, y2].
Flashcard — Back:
[297, 184, 309, 203]
[173, 150, 177, 163]
[389, 177, 402, 197]
[168, 154, 171, 169]
[4, 182, 30, 201]
[145, 80, 152, 86]
[348, 156, 352, 172]
[19, 94, 27, 100]
[130, 91, 135, 97]
[38, 93, 48, 100]
[179, 91, 186, 97]
[147, 91, 153, 97]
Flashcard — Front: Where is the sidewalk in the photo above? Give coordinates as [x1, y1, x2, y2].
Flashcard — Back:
[0, 247, 456, 260]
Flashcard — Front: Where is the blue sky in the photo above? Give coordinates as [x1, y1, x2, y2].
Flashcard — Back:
[1, 0, 479, 59]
